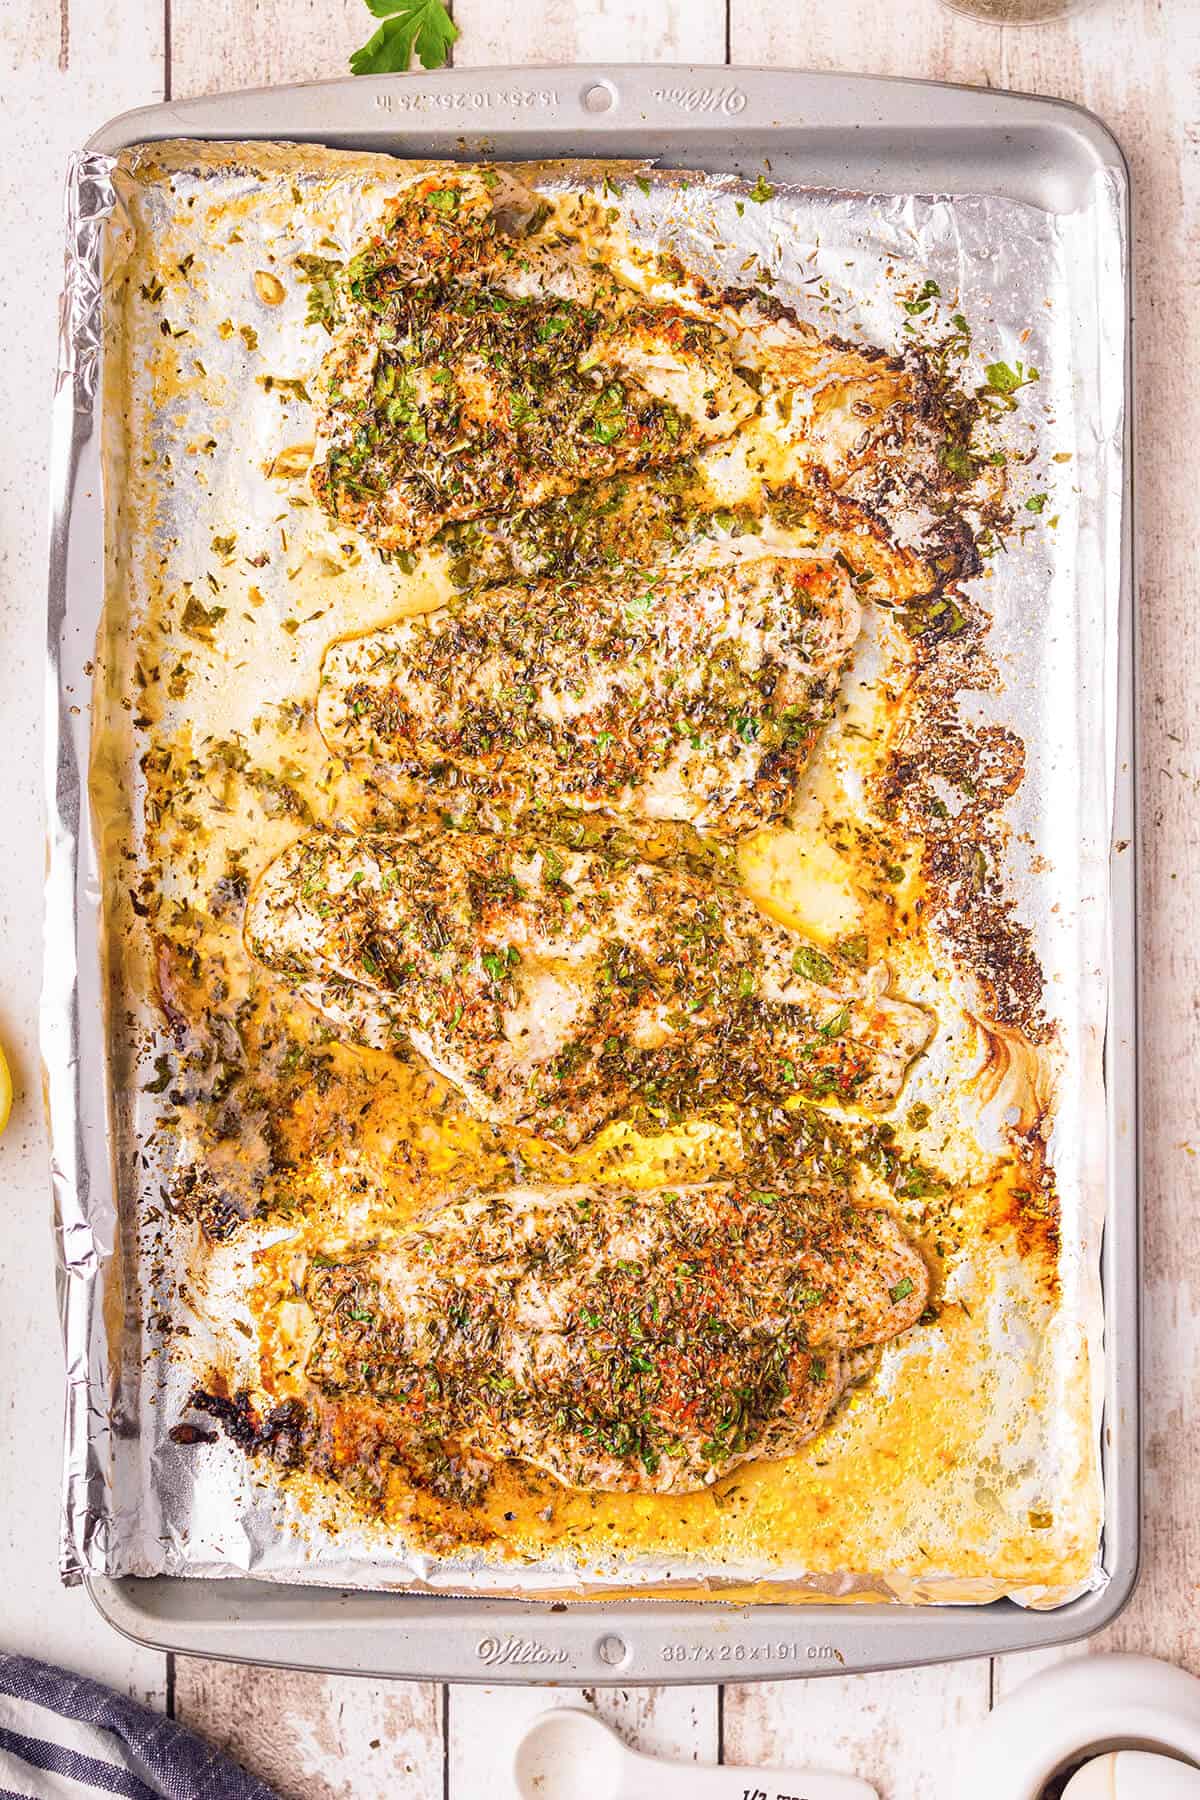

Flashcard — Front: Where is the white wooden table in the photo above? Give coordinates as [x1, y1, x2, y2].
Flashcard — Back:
[1, 0, 1196, 1793]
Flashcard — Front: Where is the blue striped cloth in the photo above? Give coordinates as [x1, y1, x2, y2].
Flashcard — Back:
[0, 1657, 278, 1800]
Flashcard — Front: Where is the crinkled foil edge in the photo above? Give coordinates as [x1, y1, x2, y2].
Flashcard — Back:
[43, 150, 120, 1584]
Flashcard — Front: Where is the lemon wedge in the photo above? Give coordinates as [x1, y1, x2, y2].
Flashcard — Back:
[0, 1041, 12, 1136]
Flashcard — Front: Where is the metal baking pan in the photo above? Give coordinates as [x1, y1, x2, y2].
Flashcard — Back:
[60, 63, 1136, 1682]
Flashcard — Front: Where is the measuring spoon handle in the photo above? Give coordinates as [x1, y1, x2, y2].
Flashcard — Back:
[616, 1753, 878, 1800]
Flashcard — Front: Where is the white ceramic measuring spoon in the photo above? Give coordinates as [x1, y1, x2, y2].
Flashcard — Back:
[513, 1707, 879, 1800]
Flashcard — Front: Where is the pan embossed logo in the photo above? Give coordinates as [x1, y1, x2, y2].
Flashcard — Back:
[651, 85, 748, 115]
[475, 1634, 569, 1668]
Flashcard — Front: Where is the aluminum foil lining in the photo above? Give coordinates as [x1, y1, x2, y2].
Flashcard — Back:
[45, 140, 1126, 1605]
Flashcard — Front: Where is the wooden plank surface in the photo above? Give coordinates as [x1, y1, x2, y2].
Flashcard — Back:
[5, 0, 1195, 1792]
[170, 1664, 444, 1799]
[452, 0, 726, 68]
[168, 0, 369, 94]
[724, 1664, 992, 1797]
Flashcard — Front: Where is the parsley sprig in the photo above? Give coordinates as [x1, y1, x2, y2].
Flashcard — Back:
[350, 0, 458, 75]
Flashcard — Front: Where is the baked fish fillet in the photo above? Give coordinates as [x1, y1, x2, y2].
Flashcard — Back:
[304, 1180, 930, 1493]
[311, 277, 758, 554]
[306, 172, 954, 557]
[435, 471, 939, 602]
[317, 554, 861, 836]
[245, 828, 933, 1144]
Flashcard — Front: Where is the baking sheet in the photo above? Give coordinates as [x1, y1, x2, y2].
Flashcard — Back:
[47, 131, 1126, 1609]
